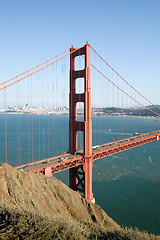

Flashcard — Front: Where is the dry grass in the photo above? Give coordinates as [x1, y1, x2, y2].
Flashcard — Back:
[0, 163, 160, 240]
[1, 206, 160, 240]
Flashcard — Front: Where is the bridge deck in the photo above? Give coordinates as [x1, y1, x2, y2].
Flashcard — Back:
[15, 130, 160, 175]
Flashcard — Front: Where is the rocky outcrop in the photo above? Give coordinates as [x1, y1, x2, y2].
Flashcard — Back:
[0, 163, 120, 239]
[0, 163, 159, 240]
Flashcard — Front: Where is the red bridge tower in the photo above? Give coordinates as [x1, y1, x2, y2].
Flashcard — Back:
[69, 43, 93, 201]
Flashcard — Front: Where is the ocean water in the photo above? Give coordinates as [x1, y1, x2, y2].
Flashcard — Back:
[0, 114, 160, 234]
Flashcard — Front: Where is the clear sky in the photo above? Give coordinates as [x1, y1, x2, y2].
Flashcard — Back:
[0, 0, 160, 105]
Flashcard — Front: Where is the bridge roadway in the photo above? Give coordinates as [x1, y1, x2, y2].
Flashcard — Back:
[15, 130, 160, 175]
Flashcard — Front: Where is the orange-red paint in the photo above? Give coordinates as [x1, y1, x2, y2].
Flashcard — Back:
[69, 43, 93, 201]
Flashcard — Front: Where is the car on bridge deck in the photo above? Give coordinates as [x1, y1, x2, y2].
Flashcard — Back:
[42, 160, 49, 164]
[24, 165, 29, 168]
[57, 157, 64, 162]
[58, 160, 63, 162]
[75, 152, 83, 156]
[18, 168, 24, 172]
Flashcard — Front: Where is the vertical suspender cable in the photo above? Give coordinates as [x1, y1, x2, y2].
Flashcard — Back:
[31, 75, 34, 162]
[52, 64, 55, 157]
[16, 83, 19, 166]
[125, 83, 127, 136]
[47, 61, 50, 157]
[62, 57, 65, 153]
[19, 83, 21, 165]
[42, 69, 45, 159]
[56, 58, 58, 155]
[112, 71, 114, 142]
[4, 86, 7, 163]
[38, 71, 41, 160]
[28, 77, 30, 163]
[116, 75, 119, 141]
[121, 84, 124, 140]
[102, 59, 104, 144]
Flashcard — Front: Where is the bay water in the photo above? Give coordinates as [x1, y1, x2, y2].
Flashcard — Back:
[0, 114, 160, 234]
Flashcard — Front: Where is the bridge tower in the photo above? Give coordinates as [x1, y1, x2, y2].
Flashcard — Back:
[69, 42, 93, 201]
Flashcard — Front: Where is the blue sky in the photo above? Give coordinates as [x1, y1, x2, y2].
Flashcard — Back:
[0, 0, 160, 105]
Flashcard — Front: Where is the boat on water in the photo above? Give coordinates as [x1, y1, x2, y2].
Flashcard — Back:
[133, 132, 140, 136]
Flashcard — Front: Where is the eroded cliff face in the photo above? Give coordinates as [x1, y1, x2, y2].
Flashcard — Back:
[0, 164, 160, 240]
[0, 163, 120, 239]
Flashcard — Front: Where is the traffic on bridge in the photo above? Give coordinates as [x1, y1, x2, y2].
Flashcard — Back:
[15, 130, 160, 176]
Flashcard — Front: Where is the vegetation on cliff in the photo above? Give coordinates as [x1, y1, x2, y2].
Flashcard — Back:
[0, 163, 159, 239]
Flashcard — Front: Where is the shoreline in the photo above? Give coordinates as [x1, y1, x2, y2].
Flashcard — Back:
[0, 111, 159, 119]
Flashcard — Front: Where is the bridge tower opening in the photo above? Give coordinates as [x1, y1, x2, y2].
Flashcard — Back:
[69, 43, 93, 201]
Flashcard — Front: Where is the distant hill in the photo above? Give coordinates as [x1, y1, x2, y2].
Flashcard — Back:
[0, 163, 159, 240]
[92, 105, 160, 117]
[146, 105, 160, 109]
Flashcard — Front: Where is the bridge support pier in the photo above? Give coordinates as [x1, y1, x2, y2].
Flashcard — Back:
[45, 167, 52, 177]
[69, 43, 93, 201]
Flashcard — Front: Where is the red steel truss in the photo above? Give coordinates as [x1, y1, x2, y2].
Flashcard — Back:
[25, 131, 160, 178]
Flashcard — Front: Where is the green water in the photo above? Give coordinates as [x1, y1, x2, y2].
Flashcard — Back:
[0, 114, 160, 234]
[93, 175, 160, 234]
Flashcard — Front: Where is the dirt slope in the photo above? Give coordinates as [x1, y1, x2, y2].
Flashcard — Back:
[0, 163, 159, 240]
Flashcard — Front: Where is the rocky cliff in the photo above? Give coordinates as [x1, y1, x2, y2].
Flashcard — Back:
[0, 163, 159, 240]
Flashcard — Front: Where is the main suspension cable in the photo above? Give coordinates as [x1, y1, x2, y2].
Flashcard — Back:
[90, 62, 160, 118]
[0, 44, 86, 91]
[90, 45, 160, 112]
[0, 47, 71, 87]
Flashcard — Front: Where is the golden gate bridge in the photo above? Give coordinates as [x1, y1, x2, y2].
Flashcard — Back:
[0, 42, 160, 202]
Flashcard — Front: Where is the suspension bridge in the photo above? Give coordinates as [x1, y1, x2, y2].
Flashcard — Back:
[0, 42, 160, 202]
